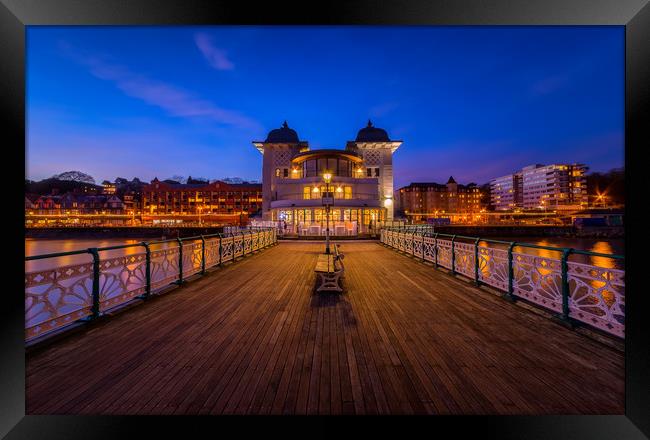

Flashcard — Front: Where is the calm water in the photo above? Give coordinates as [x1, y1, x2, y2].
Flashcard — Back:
[25, 236, 625, 271]
[479, 236, 624, 270]
[25, 238, 178, 272]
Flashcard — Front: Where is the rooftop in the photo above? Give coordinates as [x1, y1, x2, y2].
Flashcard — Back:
[355, 120, 391, 142]
[265, 121, 301, 143]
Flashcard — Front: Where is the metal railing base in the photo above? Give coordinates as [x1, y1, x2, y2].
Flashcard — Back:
[501, 293, 517, 303]
[552, 314, 575, 329]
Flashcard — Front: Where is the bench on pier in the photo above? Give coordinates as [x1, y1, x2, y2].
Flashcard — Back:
[314, 244, 345, 293]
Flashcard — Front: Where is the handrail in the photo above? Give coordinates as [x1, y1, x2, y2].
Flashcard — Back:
[24, 227, 278, 343]
[382, 226, 623, 260]
[380, 227, 625, 338]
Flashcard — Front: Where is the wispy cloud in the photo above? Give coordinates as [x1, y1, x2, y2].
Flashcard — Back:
[58, 41, 258, 130]
[194, 33, 235, 71]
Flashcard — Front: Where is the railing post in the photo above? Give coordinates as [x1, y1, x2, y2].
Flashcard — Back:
[558, 248, 574, 324]
[421, 233, 426, 261]
[474, 237, 481, 286]
[141, 241, 151, 298]
[450, 235, 456, 275]
[434, 233, 439, 268]
[411, 231, 416, 256]
[505, 242, 517, 301]
[177, 237, 183, 284]
[200, 235, 206, 275]
[88, 248, 101, 319]
[218, 233, 223, 266]
[241, 231, 247, 256]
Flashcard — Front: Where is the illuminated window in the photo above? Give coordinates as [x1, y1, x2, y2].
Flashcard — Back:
[275, 168, 280, 177]
[303, 187, 311, 200]
[344, 186, 352, 200]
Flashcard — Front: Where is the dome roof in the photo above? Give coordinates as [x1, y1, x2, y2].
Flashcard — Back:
[265, 121, 300, 143]
[355, 120, 390, 142]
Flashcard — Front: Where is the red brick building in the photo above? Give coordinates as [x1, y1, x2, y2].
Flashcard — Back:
[141, 178, 262, 216]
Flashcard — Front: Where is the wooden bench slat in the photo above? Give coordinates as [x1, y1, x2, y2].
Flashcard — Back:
[314, 245, 344, 293]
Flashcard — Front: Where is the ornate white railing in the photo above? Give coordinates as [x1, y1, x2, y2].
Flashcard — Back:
[380, 228, 625, 338]
[25, 228, 278, 342]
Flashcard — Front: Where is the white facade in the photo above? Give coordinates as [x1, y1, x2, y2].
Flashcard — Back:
[490, 163, 588, 211]
[253, 121, 402, 234]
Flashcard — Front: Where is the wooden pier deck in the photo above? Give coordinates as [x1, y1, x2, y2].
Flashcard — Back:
[26, 242, 624, 415]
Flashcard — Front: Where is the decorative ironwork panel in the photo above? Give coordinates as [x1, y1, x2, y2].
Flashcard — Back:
[423, 236, 436, 263]
[233, 235, 244, 258]
[436, 239, 453, 269]
[397, 233, 406, 252]
[413, 235, 424, 258]
[403, 234, 413, 254]
[454, 242, 475, 278]
[567, 261, 625, 337]
[512, 252, 562, 312]
[98, 252, 147, 311]
[150, 246, 181, 290]
[205, 238, 220, 267]
[25, 261, 94, 340]
[244, 234, 252, 254]
[478, 246, 509, 291]
[251, 233, 259, 251]
[221, 236, 234, 262]
[182, 242, 203, 277]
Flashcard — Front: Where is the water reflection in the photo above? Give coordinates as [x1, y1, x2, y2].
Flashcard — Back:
[476, 237, 623, 270]
[26, 238, 169, 272]
[590, 241, 616, 269]
[26, 235, 624, 272]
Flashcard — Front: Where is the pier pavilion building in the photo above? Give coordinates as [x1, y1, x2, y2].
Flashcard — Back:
[253, 121, 402, 235]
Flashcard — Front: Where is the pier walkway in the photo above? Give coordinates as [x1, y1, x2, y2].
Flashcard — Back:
[26, 242, 624, 415]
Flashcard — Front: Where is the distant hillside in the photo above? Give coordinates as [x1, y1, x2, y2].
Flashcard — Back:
[25, 178, 102, 195]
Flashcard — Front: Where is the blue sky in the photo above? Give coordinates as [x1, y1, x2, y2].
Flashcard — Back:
[26, 26, 624, 188]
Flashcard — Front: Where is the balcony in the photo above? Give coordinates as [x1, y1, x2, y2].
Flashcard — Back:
[270, 192, 381, 209]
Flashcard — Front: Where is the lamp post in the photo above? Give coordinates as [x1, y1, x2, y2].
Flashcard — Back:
[323, 172, 333, 254]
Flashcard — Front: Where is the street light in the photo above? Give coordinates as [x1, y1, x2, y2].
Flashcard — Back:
[323, 171, 333, 254]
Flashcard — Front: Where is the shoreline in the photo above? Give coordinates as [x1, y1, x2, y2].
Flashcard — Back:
[25, 225, 624, 240]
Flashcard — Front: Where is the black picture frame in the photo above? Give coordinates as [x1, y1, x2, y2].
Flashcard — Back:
[2, 0, 648, 438]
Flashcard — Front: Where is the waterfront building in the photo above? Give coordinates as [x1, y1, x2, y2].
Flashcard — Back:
[253, 121, 402, 234]
[30, 193, 125, 215]
[102, 180, 117, 194]
[490, 172, 523, 211]
[490, 164, 588, 211]
[25, 195, 36, 210]
[395, 177, 483, 222]
[141, 178, 262, 216]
